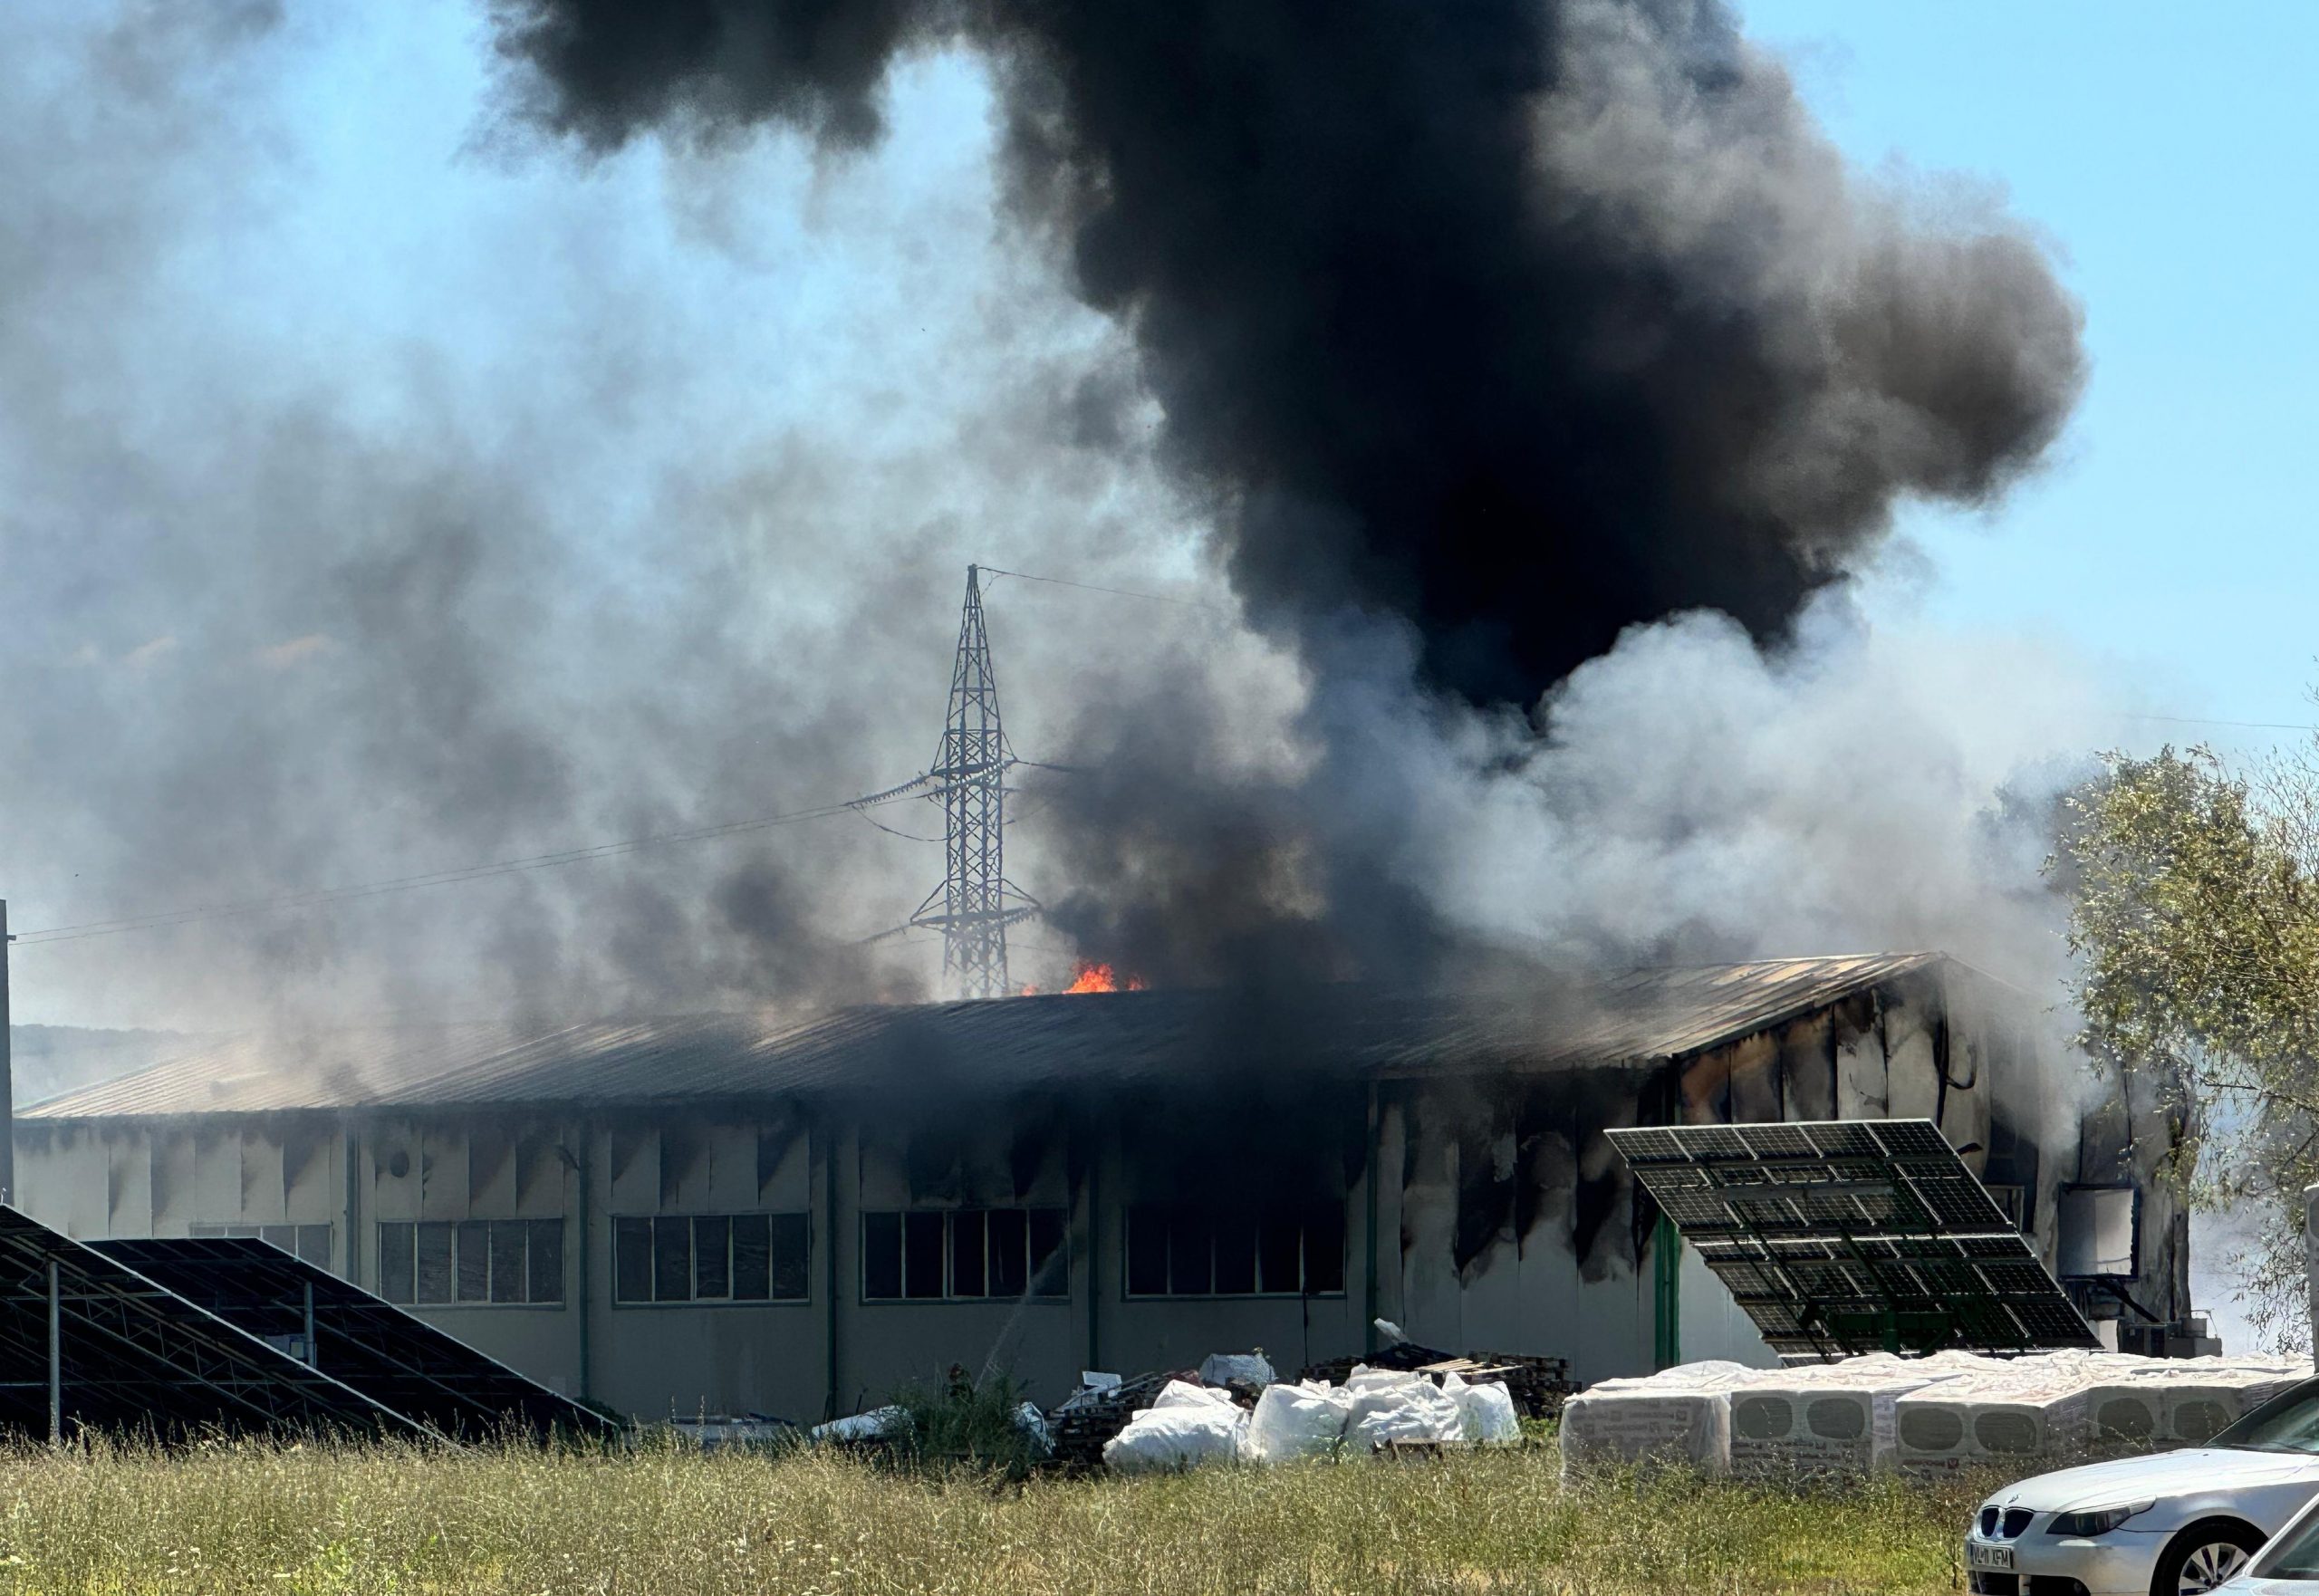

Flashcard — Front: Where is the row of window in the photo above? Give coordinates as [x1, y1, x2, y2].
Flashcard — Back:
[291, 1205, 1350, 1307]
[1123, 1205, 1346, 1298]
[612, 1214, 812, 1303]
[378, 1218, 565, 1306]
[861, 1208, 1070, 1302]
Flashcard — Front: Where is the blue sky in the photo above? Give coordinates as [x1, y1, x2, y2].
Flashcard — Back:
[1743, 2, 2319, 754]
[1737, 3, 2319, 1347]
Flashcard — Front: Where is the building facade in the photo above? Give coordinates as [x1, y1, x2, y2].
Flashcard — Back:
[10, 955, 2192, 1420]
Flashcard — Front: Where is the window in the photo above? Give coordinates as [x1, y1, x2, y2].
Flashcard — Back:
[377, 1219, 563, 1306]
[1123, 1203, 1345, 1297]
[188, 1222, 332, 1268]
[611, 1213, 810, 1304]
[861, 1208, 1069, 1302]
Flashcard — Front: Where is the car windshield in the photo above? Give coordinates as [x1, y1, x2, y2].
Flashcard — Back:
[2255, 1501, 2319, 1579]
[2211, 1380, 2319, 1455]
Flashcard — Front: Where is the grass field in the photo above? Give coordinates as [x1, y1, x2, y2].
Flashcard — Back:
[0, 1438, 1995, 1596]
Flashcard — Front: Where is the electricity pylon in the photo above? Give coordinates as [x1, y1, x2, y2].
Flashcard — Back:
[852, 566, 1041, 998]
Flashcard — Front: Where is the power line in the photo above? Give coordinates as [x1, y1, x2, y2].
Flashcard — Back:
[2120, 715, 2319, 734]
[9, 796, 869, 947]
[977, 564, 1228, 613]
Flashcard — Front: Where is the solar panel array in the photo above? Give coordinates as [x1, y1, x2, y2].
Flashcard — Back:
[0, 1207, 428, 1440]
[1609, 1119, 2098, 1360]
[93, 1237, 620, 1443]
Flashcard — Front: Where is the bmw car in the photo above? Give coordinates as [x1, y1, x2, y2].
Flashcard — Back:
[2212, 1477, 2319, 1591]
[1965, 1377, 2319, 1596]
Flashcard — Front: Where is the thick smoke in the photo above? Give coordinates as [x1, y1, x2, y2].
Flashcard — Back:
[0, 0, 2094, 1045]
[0, 5, 1212, 1029]
[497, 0, 2083, 704]
[490, 0, 2089, 990]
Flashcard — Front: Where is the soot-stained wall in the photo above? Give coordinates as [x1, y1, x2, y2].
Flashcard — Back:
[8, 961, 2191, 1414]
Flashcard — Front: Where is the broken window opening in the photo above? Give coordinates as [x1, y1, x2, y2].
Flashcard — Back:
[1122, 1201, 1346, 1297]
[859, 1207, 1071, 1302]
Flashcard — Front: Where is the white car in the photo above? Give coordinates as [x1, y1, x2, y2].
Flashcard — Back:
[1966, 1377, 2319, 1596]
[2215, 1477, 2319, 1591]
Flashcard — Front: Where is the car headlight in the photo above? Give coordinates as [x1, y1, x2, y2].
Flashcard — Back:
[2047, 1501, 2157, 1537]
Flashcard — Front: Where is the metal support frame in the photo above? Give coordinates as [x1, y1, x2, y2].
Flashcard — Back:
[46, 1257, 59, 1444]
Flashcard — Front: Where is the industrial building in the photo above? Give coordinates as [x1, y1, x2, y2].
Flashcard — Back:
[9, 953, 2190, 1423]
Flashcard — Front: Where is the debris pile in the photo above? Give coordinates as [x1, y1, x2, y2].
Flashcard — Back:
[1078, 1334, 1527, 1474]
[1304, 1346, 1573, 1420]
[1562, 1351, 2306, 1477]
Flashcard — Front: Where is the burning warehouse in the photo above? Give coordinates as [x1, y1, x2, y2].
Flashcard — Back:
[9, 953, 2190, 1423]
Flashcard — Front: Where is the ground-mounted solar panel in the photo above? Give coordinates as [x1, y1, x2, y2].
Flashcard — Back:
[1609, 1119, 2098, 1360]
[0, 1207, 432, 1442]
[91, 1237, 621, 1444]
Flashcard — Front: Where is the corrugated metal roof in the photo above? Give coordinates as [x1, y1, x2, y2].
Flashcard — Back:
[22, 952, 1951, 1120]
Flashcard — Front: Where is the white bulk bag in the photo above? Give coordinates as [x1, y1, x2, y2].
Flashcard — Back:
[1246, 1380, 1352, 1463]
[1103, 1401, 1249, 1473]
[1150, 1379, 1238, 1412]
[1445, 1373, 1522, 1445]
[1344, 1370, 1466, 1450]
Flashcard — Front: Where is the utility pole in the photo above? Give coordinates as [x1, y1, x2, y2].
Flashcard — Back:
[1, 899, 13, 1207]
[852, 566, 1040, 999]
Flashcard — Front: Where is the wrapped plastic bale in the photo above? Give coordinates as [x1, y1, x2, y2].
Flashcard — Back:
[1726, 1360, 1963, 1476]
[1893, 1365, 2093, 1478]
[1558, 1360, 1756, 1474]
[1342, 1368, 1467, 1451]
[2160, 1358, 2305, 1443]
[1246, 1380, 1354, 1463]
[1102, 1380, 1248, 1474]
[2083, 1356, 2307, 1449]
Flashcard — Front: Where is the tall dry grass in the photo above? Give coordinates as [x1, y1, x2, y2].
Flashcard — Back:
[0, 1437, 1988, 1595]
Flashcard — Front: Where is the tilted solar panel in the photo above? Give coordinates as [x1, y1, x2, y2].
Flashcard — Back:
[1608, 1119, 2097, 1360]
[0, 1207, 432, 1442]
[91, 1237, 621, 1443]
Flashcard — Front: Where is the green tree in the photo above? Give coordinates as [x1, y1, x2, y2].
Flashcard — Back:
[2060, 741, 2319, 1350]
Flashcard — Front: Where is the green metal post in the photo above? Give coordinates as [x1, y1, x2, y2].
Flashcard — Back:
[1652, 1214, 1681, 1370]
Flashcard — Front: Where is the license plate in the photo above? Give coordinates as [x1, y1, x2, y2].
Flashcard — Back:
[1967, 1542, 2015, 1572]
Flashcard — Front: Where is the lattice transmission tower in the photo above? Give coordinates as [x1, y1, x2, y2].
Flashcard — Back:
[851, 565, 1041, 999]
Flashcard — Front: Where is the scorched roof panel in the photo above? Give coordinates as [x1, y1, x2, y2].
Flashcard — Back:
[24, 952, 1955, 1120]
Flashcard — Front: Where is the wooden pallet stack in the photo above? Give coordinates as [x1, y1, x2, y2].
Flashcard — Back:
[1045, 1370, 1189, 1472]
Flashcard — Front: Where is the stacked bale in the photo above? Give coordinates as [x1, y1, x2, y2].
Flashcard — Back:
[1560, 1352, 2309, 1479]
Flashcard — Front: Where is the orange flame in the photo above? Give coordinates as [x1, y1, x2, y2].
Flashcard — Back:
[1059, 960, 1147, 995]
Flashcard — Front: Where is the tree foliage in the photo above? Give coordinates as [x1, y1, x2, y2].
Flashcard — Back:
[2061, 742, 2319, 1347]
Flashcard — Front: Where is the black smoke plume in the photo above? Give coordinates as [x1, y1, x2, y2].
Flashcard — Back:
[496, 0, 2084, 707]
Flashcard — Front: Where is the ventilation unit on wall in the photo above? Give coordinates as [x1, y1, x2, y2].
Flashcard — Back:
[2055, 1185, 2139, 1279]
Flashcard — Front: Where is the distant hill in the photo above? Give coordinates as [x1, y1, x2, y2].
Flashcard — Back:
[8, 1025, 195, 1107]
